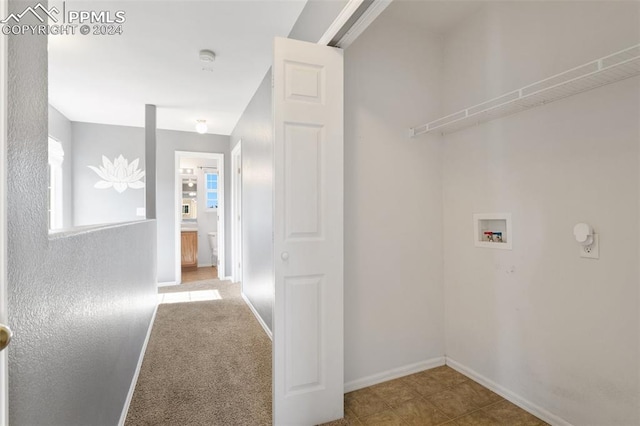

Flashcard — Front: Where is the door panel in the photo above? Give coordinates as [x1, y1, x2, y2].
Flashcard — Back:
[273, 37, 344, 425]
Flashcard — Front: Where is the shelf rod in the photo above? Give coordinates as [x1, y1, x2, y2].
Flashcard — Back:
[409, 43, 640, 138]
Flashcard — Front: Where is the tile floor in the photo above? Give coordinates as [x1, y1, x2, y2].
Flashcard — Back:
[181, 266, 218, 283]
[322, 366, 547, 426]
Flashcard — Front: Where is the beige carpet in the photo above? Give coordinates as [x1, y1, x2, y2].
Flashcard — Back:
[125, 279, 272, 426]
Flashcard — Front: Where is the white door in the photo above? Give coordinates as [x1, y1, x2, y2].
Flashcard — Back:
[273, 37, 344, 425]
[231, 142, 242, 283]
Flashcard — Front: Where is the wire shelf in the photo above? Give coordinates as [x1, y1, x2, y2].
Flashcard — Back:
[409, 44, 640, 137]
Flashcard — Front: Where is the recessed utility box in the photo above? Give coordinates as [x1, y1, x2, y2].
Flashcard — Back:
[473, 213, 512, 250]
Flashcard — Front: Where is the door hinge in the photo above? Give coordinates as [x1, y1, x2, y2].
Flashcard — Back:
[237, 167, 241, 174]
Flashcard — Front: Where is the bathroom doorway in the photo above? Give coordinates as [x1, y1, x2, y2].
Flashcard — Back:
[174, 151, 225, 285]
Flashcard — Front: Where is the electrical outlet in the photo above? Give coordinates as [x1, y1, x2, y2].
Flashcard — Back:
[580, 234, 599, 259]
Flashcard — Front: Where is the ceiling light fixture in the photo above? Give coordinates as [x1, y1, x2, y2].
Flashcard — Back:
[195, 120, 208, 134]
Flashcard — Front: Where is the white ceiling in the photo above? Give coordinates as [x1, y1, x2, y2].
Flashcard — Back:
[48, 0, 307, 135]
[382, 0, 484, 34]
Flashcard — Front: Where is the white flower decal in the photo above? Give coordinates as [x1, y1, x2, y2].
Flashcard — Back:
[88, 155, 145, 193]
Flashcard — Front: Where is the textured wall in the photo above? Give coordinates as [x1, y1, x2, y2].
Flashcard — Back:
[230, 71, 274, 331]
[441, 3, 640, 424]
[7, 3, 157, 424]
[156, 129, 230, 283]
[343, 4, 445, 384]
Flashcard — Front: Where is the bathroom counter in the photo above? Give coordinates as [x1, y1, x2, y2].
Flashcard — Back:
[181, 230, 198, 271]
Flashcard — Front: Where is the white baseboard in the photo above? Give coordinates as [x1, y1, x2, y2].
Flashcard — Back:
[197, 263, 213, 268]
[445, 357, 573, 426]
[241, 292, 273, 340]
[157, 281, 177, 287]
[118, 303, 158, 426]
[344, 357, 445, 393]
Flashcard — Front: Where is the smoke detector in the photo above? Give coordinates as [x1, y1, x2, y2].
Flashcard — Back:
[199, 49, 216, 63]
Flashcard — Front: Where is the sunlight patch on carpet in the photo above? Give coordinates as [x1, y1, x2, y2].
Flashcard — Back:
[158, 289, 222, 304]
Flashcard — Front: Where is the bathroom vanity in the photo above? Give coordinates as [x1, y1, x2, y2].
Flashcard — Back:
[181, 230, 198, 271]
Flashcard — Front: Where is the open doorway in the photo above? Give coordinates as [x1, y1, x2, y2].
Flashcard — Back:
[174, 151, 225, 285]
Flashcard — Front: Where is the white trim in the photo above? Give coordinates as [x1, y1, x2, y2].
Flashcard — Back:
[329, 0, 393, 49]
[344, 357, 445, 393]
[241, 292, 272, 340]
[157, 281, 178, 288]
[445, 357, 573, 426]
[174, 151, 226, 284]
[118, 303, 158, 426]
[0, 0, 9, 421]
[317, 0, 366, 45]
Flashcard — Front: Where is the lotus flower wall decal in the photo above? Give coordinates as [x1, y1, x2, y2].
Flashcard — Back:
[88, 155, 145, 193]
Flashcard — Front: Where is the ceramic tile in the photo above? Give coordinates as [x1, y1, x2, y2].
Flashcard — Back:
[427, 387, 479, 418]
[347, 390, 390, 419]
[451, 381, 503, 408]
[346, 368, 542, 426]
[360, 410, 405, 426]
[345, 408, 362, 425]
[424, 366, 469, 388]
[482, 401, 542, 426]
[394, 398, 451, 426]
[404, 372, 450, 397]
[370, 377, 421, 407]
[454, 410, 503, 426]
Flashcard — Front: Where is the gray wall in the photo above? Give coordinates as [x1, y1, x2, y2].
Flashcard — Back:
[440, 3, 640, 424]
[225, 0, 349, 334]
[288, 0, 349, 42]
[343, 5, 445, 384]
[65, 122, 231, 283]
[230, 71, 274, 331]
[156, 129, 230, 283]
[48, 105, 73, 229]
[7, 4, 157, 425]
[72, 122, 146, 226]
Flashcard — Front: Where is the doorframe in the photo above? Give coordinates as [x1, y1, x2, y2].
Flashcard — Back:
[174, 151, 225, 283]
[230, 141, 242, 284]
[0, 0, 9, 421]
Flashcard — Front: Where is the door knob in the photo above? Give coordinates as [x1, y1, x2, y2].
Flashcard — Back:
[281, 252, 289, 261]
[0, 324, 12, 352]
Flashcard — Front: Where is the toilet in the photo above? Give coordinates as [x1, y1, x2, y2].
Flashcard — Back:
[207, 231, 218, 266]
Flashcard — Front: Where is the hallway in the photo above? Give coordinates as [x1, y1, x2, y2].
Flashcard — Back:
[125, 279, 271, 425]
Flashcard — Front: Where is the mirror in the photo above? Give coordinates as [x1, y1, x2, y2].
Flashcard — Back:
[182, 177, 198, 220]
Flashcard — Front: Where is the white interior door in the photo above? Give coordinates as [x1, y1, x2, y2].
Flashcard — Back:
[273, 37, 344, 425]
[231, 142, 242, 283]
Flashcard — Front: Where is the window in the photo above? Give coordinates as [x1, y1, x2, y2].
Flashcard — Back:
[205, 172, 218, 209]
[48, 137, 64, 230]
